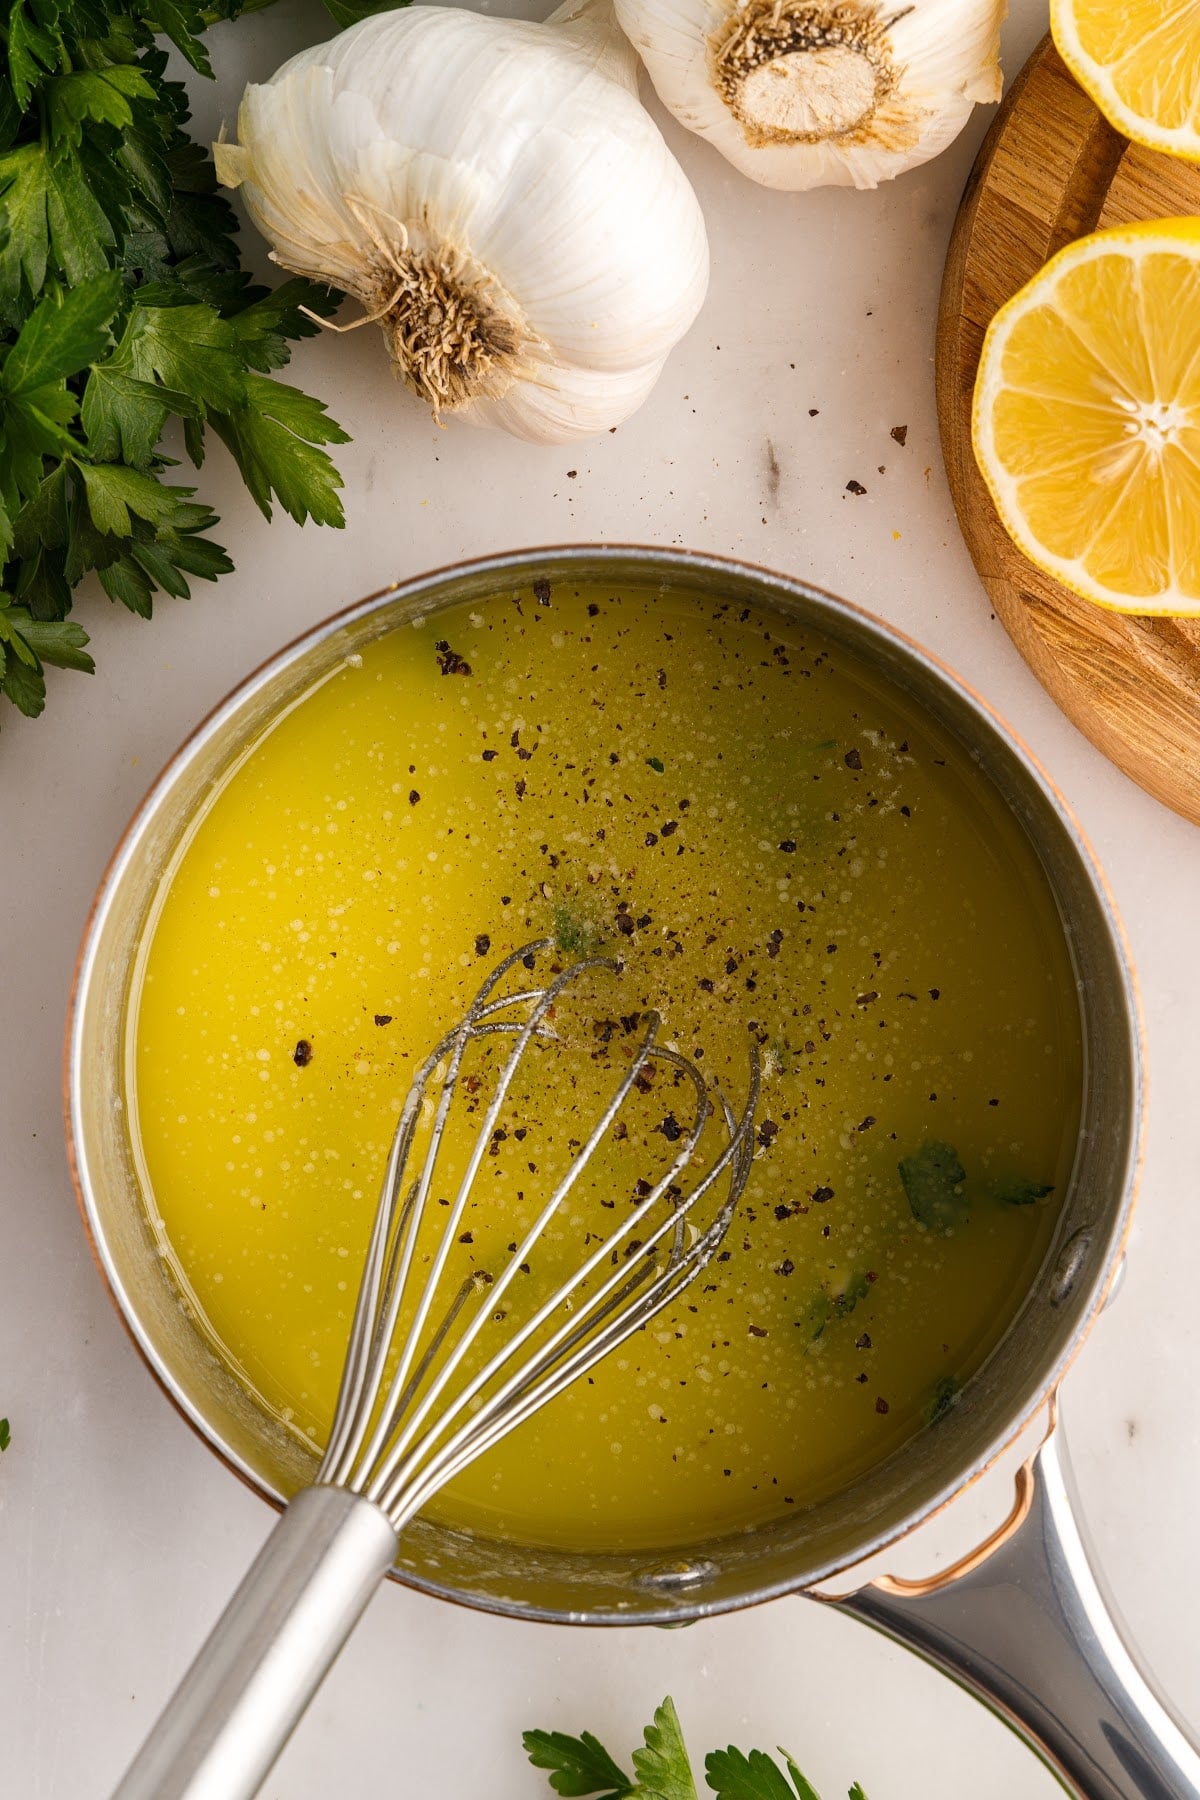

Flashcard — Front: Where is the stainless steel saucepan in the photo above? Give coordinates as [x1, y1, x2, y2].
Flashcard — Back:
[68, 547, 1194, 1799]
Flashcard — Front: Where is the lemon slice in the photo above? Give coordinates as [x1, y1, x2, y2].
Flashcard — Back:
[972, 218, 1200, 618]
[1051, 0, 1200, 161]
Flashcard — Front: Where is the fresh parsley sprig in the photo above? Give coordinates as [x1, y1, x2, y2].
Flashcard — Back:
[524, 1697, 867, 1800]
[0, 0, 396, 730]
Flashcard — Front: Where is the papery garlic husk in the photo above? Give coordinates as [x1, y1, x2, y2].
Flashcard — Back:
[611, 0, 1005, 190]
[215, 1, 709, 443]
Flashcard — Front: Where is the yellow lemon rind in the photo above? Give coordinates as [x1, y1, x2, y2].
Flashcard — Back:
[972, 220, 1200, 621]
[1050, 0, 1200, 166]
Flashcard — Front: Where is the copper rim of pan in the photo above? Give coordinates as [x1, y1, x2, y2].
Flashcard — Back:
[62, 543, 1145, 1614]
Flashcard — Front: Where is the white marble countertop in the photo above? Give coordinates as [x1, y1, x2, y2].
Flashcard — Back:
[3, 1, 1199, 1793]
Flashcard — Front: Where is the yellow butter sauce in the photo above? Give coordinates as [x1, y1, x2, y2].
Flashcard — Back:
[130, 584, 1082, 1552]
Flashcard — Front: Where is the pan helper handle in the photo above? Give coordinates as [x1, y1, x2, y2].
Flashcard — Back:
[112, 1486, 399, 1800]
[837, 1426, 1200, 1800]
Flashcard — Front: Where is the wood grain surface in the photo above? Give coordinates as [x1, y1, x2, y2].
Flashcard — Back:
[937, 34, 1200, 825]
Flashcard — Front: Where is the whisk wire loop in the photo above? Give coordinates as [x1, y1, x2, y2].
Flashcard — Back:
[321, 941, 567, 1484]
[388, 1081, 757, 1522]
[351, 950, 618, 1490]
[316, 939, 760, 1533]
[364, 1003, 695, 1502]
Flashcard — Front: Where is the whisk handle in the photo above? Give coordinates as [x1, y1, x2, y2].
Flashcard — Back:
[112, 1485, 399, 1800]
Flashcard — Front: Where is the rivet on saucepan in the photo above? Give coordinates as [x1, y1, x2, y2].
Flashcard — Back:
[638, 1558, 717, 1594]
[1049, 1228, 1093, 1308]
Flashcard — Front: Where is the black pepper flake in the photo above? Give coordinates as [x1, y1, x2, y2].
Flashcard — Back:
[856, 1373, 869, 1384]
[656, 1113, 684, 1143]
[856, 991, 879, 1006]
[891, 424, 909, 446]
[857, 1116, 877, 1132]
[292, 1039, 312, 1067]
[777, 1259, 794, 1277]
[929, 987, 941, 1000]
[532, 579, 551, 605]
[645, 831, 659, 847]
[459, 1231, 474, 1244]
[633, 1178, 654, 1201]
[409, 789, 420, 805]
[757, 1119, 779, 1149]
[660, 819, 678, 836]
[434, 640, 472, 676]
[482, 749, 498, 761]
[515, 779, 526, 798]
[811, 1184, 834, 1204]
[616, 913, 635, 937]
[778, 839, 796, 853]
[845, 479, 867, 496]
[900, 804, 911, 817]
[748, 1324, 768, 1338]
[875, 1397, 890, 1415]
[587, 602, 600, 617]
[374, 1014, 392, 1027]
[844, 748, 862, 769]
[856, 1333, 872, 1349]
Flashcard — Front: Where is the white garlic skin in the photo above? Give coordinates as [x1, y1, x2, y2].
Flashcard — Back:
[612, 0, 1006, 191]
[216, 3, 709, 443]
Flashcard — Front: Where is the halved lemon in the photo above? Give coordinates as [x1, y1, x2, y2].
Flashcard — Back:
[1051, 0, 1200, 162]
[972, 218, 1200, 617]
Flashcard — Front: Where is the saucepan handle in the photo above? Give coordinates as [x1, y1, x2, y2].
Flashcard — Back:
[836, 1430, 1200, 1799]
[111, 1485, 399, 1800]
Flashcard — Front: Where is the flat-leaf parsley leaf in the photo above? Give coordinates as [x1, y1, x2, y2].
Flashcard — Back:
[704, 1746, 797, 1800]
[632, 1698, 698, 1800]
[898, 1139, 967, 1232]
[521, 1726, 637, 1798]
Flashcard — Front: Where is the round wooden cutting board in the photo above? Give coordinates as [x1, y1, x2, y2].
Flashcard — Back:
[937, 34, 1200, 825]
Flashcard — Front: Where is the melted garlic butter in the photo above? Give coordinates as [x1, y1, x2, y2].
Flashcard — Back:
[131, 584, 1082, 1552]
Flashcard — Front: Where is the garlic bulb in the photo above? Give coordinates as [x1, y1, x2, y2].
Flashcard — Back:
[611, 0, 1005, 190]
[215, 1, 708, 443]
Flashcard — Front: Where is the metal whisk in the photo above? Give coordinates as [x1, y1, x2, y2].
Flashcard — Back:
[115, 940, 759, 1800]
